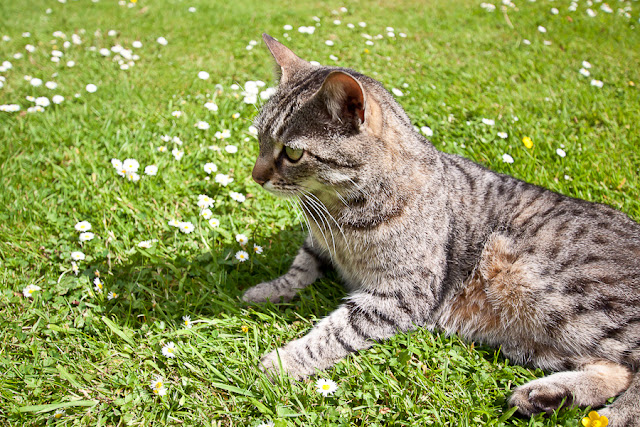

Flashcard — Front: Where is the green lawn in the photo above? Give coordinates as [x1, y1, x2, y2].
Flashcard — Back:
[1, 0, 639, 425]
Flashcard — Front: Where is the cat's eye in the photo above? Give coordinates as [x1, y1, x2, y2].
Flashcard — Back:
[284, 146, 304, 162]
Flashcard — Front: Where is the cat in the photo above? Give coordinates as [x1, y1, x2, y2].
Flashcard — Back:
[242, 34, 640, 426]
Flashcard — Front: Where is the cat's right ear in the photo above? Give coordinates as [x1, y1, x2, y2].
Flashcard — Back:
[317, 71, 367, 127]
[262, 34, 306, 84]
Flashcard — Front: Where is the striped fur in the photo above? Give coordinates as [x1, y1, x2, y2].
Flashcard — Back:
[243, 35, 640, 425]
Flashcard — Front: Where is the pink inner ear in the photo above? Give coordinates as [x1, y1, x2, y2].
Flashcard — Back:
[324, 72, 366, 124]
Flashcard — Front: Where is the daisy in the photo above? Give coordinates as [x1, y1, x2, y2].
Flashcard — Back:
[200, 208, 212, 219]
[132, 40, 142, 48]
[171, 110, 183, 118]
[161, 134, 172, 142]
[126, 172, 140, 182]
[71, 261, 79, 275]
[235, 250, 249, 262]
[182, 315, 193, 329]
[107, 291, 118, 300]
[208, 218, 220, 228]
[579, 68, 591, 77]
[215, 174, 233, 186]
[75, 221, 92, 232]
[225, 145, 238, 154]
[204, 101, 218, 111]
[197, 71, 210, 80]
[215, 129, 231, 139]
[156, 36, 168, 46]
[138, 240, 153, 248]
[420, 126, 433, 137]
[52, 95, 64, 104]
[66, 60, 75, 67]
[502, 153, 514, 164]
[197, 194, 215, 209]
[53, 409, 65, 419]
[481, 118, 495, 126]
[94, 278, 104, 293]
[45, 81, 58, 89]
[236, 234, 248, 246]
[253, 244, 263, 254]
[230, 191, 246, 203]
[203, 162, 217, 174]
[391, 88, 403, 97]
[325, 40, 334, 46]
[150, 377, 164, 390]
[35, 97, 50, 107]
[172, 136, 183, 145]
[144, 165, 158, 176]
[196, 121, 210, 130]
[538, 26, 547, 33]
[316, 378, 338, 396]
[556, 148, 566, 158]
[582, 61, 592, 69]
[179, 222, 195, 234]
[587, 8, 596, 17]
[86, 84, 97, 93]
[123, 159, 139, 172]
[23, 284, 42, 298]
[497, 132, 508, 139]
[25, 44, 36, 52]
[158, 146, 167, 152]
[590, 79, 604, 88]
[172, 148, 184, 161]
[79, 232, 94, 242]
[162, 342, 177, 358]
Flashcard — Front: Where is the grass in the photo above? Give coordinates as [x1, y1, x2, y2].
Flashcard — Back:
[1, 0, 639, 425]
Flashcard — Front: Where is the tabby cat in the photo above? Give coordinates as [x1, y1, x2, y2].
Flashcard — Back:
[242, 34, 640, 425]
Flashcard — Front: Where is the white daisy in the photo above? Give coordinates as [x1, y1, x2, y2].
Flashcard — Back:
[556, 148, 566, 157]
[590, 79, 604, 88]
[71, 261, 79, 275]
[214, 129, 231, 139]
[52, 95, 65, 104]
[225, 145, 238, 154]
[200, 208, 212, 219]
[582, 60, 592, 69]
[86, 83, 97, 93]
[497, 132, 508, 139]
[172, 136, 183, 145]
[579, 68, 591, 77]
[107, 291, 117, 300]
[123, 159, 139, 172]
[23, 284, 42, 298]
[197, 71, 210, 80]
[35, 97, 50, 107]
[79, 232, 94, 242]
[482, 118, 495, 126]
[502, 153, 514, 164]
[156, 36, 168, 46]
[538, 26, 547, 33]
[315, 378, 338, 396]
[236, 234, 248, 246]
[132, 40, 142, 48]
[204, 101, 218, 111]
[45, 81, 58, 89]
[75, 221, 92, 232]
[144, 165, 158, 176]
[53, 409, 65, 419]
[94, 278, 103, 293]
[175, 221, 193, 234]
[203, 162, 217, 174]
[196, 121, 210, 130]
[171, 110, 183, 118]
[172, 148, 184, 161]
[391, 88, 403, 97]
[208, 218, 220, 228]
[215, 174, 233, 186]
[230, 191, 246, 203]
[138, 240, 153, 248]
[158, 146, 167, 153]
[253, 244, 263, 254]
[197, 194, 215, 209]
[161, 342, 177, 358]
[126, 172, 140, 182]
[420, 126, 433, 137]
[182, 315, 193, 329]
[235, 250, 249, 262]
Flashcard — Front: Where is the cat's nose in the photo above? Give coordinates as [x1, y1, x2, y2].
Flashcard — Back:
[252, 160, 272, 186]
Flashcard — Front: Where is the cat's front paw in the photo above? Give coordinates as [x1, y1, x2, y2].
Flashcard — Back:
[597, 404, 639, 427]
[260, 348, 310, 380]
[242, 280, 297, 303]
[509, 381, 572, 416]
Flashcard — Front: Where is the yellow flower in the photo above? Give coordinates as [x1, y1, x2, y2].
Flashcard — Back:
[522, 136, 533, 149]
[581, 411, 608, 427]
[131, 0, 137, 3]
[241, 325, 249, 333]
[364, 49, 370, 54]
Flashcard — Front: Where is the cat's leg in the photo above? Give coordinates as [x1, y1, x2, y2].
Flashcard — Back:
[260, 290, 420, 379]
[596, 370, 640, 427]
[509, 360, 633, 416]
[242, 236, 329, 303]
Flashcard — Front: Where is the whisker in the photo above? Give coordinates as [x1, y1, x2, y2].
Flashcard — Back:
[300, 193, 334, 260]
[302, 192, 337, 259]
[300, 188, 352, 254]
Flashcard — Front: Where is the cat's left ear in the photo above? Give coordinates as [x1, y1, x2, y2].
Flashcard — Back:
[317, 71, 367, 126]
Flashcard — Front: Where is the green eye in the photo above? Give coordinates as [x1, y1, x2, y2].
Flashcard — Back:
[284, 146, 304, 162]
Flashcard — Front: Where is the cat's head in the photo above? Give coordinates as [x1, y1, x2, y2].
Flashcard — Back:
[252, 34, 416, 202]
